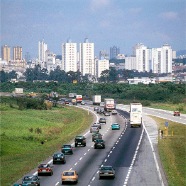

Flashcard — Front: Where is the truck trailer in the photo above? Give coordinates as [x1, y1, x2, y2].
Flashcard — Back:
[76, 95, 82, 103]
[130, 103, 142, 128]
[92, 95, 101, 105]
[104, 98, 115, 111]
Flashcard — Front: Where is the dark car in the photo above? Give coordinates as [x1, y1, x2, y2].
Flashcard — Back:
[93, 122, 101, 129]
[94, 139, 105, 149]
[99, 118, 106, 124]
[62, 144, 73, 155]
[94, 107, 99, 111]
[92, 132, 102, 142]
[75, 136, 86, 147]
[37, 163, 53, 176]
[22, 175, 40, 186]
[53, 152, 66, 164]
[99, 166, 115, 179]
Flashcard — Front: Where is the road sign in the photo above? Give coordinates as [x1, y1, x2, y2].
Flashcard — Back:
[165, 121, 169, 127]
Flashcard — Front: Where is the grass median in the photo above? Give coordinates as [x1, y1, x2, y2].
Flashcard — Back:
[0, 104, 93, 185]
[150, 116, 186, 186]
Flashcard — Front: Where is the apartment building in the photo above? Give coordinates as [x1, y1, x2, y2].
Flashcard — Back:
[13, 46, 22, 61]
[134, 43, 173, 73]
[62, 39, 77, 72]
[79, 38, 95, 76]
[38, 40, 47, 63]
[95, 58, 109, 78]
[1, 45, 11, 62]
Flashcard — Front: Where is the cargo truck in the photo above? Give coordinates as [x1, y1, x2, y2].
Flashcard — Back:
[92, 95, 101, 105]
[130, 103, 142, 128]
[76, 95, 82, 103]
[104, 98, 115, 111]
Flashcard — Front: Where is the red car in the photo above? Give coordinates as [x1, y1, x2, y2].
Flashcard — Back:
[38, 163, 53, 176]
[173, 111, 180, 116]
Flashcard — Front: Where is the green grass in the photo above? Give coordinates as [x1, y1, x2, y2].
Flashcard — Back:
[0, 104, 93, 185]
[150, 116, 186, 186]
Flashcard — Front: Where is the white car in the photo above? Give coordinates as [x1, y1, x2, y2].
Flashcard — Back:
[112, 110, 117, 115]
[90, 126, 99, 133]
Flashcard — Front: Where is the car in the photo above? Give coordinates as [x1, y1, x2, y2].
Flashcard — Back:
[112, 110, 117, 115]
[90, 125, 99, 133]
[99, 118, 106, 124]
[104, 112, 110, 116]
[111, 123, 120, 130]
[81, 101, 85, 105]
[22, 175, 40, 186]
[94, 139, 105, 149]
[37, 163, 53, 176]
[173, 111, 180, 116]
[61, 170, 78, 184]
[75, 135, 86, 147]
[93, 122, 101, 129]
[53, 152, 66, 164]
[61, 144, 73, 155]
[97, 109, 102, 114]
[99, 166, 115, 179]
[94, 107, 99, 111]
[92, 132, 102, 142]
[64, 100, 70, 104]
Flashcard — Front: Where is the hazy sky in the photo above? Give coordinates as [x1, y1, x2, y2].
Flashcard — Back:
[1, 0, 186, 58]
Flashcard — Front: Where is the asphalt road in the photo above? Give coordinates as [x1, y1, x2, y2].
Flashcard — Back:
[14, 105, 164, 186]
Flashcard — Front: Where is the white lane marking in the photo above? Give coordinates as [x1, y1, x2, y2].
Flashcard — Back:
[55, 182, 59, 185]
[123, 127, 144, 186]
[143, 122, 165, 186]
[33, 172, 37, 176]
[69, 168, 72, 170]
[88, 149, 90, 151]
[84, 153, 87, 155]
[79, 157, 82, 160]
[75, 162, 77, 166]
[92, 177, 95, 181]
[48, 159, 53, 164]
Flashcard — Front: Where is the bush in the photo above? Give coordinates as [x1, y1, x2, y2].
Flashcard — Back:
[141, 100, 151, 106]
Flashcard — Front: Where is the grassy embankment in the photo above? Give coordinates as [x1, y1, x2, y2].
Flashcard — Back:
[0, 104, 93, 185]
[150, 116, 186, 186]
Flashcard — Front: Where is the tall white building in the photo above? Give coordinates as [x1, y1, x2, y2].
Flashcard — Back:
[38, 40, 47, 67]
[45, 50, 56, 72]
[62, 39, 77, 72]
[125, 56, 136, 70]
[151, 44, 173, 73]
[135, 43, 151, 72]
[79, 38, 95, 76]
[134, 43, 173, 73]
[95, 59, 109, 78]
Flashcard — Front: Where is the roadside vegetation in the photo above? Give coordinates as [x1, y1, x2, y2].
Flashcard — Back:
[151, 116, 186, 186]
[0, 100, 93, 185]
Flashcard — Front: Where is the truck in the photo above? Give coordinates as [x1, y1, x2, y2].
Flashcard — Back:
[71, 98, 77, 105]
[69, 93, 77, 98]
[104, 98, 115, 111]
[76, 95, 82, 103]
[92, 95, 101, 105]
[130, 103, 142, 128]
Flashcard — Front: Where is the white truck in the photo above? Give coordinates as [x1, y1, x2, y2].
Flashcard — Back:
[92, 95, 101, 105]
[76, 95, 82, 103]
[130, 103, 142, 128]
[104, 98, 115, 111]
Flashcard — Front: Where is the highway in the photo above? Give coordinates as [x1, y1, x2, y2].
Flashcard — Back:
[14, 105, 163, 186]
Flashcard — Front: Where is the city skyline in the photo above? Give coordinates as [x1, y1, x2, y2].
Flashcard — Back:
[1, 0, 186, 58]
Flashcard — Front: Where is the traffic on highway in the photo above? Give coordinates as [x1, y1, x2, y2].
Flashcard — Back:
[13, 97, 169, 186]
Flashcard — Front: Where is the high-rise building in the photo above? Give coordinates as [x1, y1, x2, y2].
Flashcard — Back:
[151, 44, 173, 73]
[79, 38, 95, 76]
[38, 40, 47, 62]
[95, 59, 109, 78]
[1, 45, 11, 62]
[134, 43, 173, 73]
[13, 46, 22, 61]
[125, 56, 136, 70]
[135, 43, 151, 72]
[62, 39, 77, 72]
[110, 46, 120, 59]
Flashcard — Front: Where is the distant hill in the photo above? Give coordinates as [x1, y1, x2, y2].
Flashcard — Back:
[176, 50, 186, 56]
